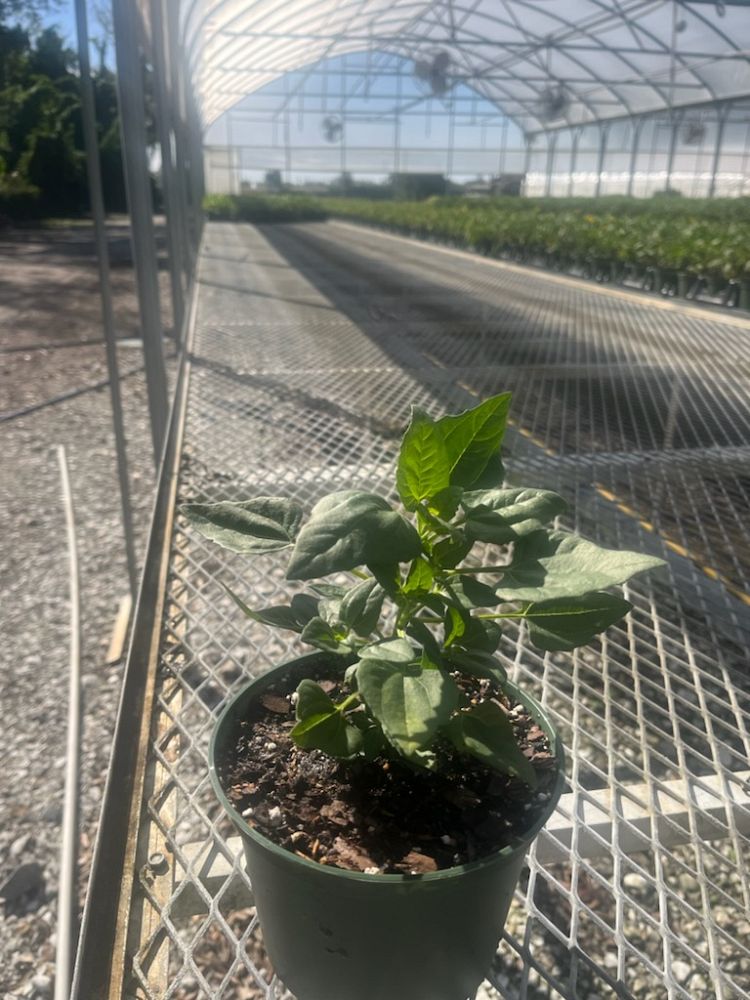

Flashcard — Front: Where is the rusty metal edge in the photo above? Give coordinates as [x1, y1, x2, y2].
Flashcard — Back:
[71, 251, 201, 1000]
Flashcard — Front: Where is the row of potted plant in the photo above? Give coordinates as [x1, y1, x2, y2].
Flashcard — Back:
[203, 192, 328, 223]
[322, 197, 750, 297]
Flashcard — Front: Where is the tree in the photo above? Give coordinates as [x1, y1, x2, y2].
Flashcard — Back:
[0, 14, 127, 217]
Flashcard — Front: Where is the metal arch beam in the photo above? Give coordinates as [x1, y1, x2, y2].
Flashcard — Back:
[203, 7, 613, 131]
[179, 0, 750, 134]
[194, 0, 608, 129]
[390, 0, 551, 131]
[198, 29, 750, 59]
[580, 0, 718, 102]
[503, 0, 682, 122]
[526, 91, 741, 136]
[206, 0, 540, 134]
[494, 0, 613, 127]
[207, 2, 604, 130]
[265, 0, 378, 117]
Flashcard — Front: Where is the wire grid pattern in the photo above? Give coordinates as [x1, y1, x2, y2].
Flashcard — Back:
[124, 221, 750, 1000]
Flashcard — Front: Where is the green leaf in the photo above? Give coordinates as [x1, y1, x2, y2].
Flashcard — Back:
[447, 702, 537, 787]
[449, 577, 501, 609]
[367, 562, 402, 597]
[472, 452, 506, 491]
[309, 583, 349, 599]
[290, 593, 321, 625]
[462, 488, 567, 544]
[455, 616, 502, 653]
[444, 605, 466, 646]
[403, 558, 435, 594]
[339, 579, 385, 636]
[518, 592, 633, 651]
[405, 619, 443, 664]
[434, 392, 512, 490]
[497, 530, 665, 602]
[357, 659, 459, 760]
[318, 596, 343, 626]
[428, 486, 463, 520]
[286, 491, 422, 580]
[396, 408, 451, 511]
[294, 678, 336, 719]
[432, 534, 472, 569]
[181, 498, 303, 553]
[347, 711, 389, 759]
[300, 616, 344, 652]
[291, 680, 363, 758]
[444, 649, 508, 686]
[221, 583, 317, 633]
[359, 638, 415, 662]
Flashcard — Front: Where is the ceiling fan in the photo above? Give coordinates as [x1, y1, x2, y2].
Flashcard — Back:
[537, 82, 569, 122]
[321, 116, 343, 143]
[413, 50, 453, 96]
[682, 120, 707, 145]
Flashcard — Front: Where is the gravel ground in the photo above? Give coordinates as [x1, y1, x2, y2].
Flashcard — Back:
[0, 222, 173, 999]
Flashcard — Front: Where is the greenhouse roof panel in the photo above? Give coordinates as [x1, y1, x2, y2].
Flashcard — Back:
[173, 0, 750, 132]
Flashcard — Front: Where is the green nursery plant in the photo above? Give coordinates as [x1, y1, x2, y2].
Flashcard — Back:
[184, 391, 664, 782]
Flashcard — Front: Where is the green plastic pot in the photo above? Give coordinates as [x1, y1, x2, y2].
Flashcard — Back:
[209, 653, 565, 1000]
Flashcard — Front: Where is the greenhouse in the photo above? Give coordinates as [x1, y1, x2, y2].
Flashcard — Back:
[57, 2, 750, 999]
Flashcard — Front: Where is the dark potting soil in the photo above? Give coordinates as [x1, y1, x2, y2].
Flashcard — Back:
[218, 665, 558, 875]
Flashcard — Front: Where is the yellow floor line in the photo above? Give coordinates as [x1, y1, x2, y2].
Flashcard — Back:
[424, 328, 750, 605]
[593, 482, 750, 607]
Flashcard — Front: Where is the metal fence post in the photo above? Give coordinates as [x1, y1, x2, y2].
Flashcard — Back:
[665, 110, 682, 191]
[73, 0, 138, 595]
[112, 0, 168, 465]
[165, 0, 195, 280]
[595, 123, 609, 197]
[709, 104, 729, 198]
[150, 0, 186, 339]
[544, 131, 557, 196]
[567, 127, 581, 197]
[627, 118, 643, 197]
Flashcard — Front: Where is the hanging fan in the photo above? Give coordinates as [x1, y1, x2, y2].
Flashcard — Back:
[413, 50, 453, 96]
[537, 83, 569, 122]
[683, 120, 707, 145]
[321, 116, 343, 143]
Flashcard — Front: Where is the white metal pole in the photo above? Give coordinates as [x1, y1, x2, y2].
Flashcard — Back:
[73, 0, 138, 596]
[112, 0, 169, 465]
[54, 445, 81, 1000]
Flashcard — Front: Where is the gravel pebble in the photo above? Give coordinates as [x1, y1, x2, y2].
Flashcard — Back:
[0, 224, 171, 996]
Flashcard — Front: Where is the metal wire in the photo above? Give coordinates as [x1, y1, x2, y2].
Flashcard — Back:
[104, 220, 750, 1000]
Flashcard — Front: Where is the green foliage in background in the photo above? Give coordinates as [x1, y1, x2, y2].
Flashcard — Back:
[321, 196, 750, 284]
[203, 192, 750, 285]
[203, 193, 329, 224]
[0, 14, 125, 219]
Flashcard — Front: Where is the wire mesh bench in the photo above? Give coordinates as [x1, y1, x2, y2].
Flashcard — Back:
[75, 220, 750, 1000]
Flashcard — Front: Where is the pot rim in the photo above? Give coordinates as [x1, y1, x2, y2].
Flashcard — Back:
[209, 651, 566, 884]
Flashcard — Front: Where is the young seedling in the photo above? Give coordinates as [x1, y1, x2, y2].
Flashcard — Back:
[183, 392, 663, 783]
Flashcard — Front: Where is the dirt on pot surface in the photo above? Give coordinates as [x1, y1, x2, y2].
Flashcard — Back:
[219, 664, 558, 875]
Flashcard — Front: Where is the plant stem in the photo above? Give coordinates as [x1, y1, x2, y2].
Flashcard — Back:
[449, 565, 508, 575]
[337, 693, 361, 713]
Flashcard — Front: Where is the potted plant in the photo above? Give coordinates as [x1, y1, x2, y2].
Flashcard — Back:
[183, 391, 663, 1000]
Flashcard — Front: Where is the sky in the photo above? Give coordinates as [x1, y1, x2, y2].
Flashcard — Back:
[43, 1, 77, 45]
